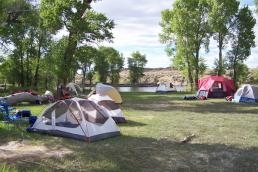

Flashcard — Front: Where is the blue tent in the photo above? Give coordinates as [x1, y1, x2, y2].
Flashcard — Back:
[233, 84, 258, 103]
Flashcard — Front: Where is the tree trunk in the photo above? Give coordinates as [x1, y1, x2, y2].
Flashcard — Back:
[218, 33, 223, 76]
[233, 56, 237, 88]
[186, 54, 194, 91]
[19, 47, 25, 87]
[62, 31, 78, 85]
[194, 48, 200, 90]
[34, 33, 42, 90]
[82, 70, 86, 92]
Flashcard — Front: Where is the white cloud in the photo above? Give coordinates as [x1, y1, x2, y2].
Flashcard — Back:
[91, 0, 258, 69]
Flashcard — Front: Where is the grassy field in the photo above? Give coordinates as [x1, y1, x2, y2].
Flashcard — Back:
[1, 92, 258, 172]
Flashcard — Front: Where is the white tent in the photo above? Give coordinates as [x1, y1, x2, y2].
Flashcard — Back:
[28, 97, 120, 142]
[88, 94, 126, 123]
[156, 83, 177, 93]
[0, 92, 49, 105]
[95, 83, 122, 104]
[233, 84, 258, 103]
[66, 82, 83, 96]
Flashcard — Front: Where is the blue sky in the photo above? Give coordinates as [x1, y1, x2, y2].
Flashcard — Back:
[92, 0, 258, 69]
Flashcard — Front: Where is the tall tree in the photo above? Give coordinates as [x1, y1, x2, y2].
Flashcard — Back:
[160, 0, 210, 90]
[128, 51, 147, 85]
[98, 46, 124, 84]
[75, 46, 97, 87]
[208, 0, 239, 76]
[94, 47, 109, 83]
[40, 0, 114, 85]
[225, 6, 256, 87]
[0, 0, 40, 87]
[256, 0, 258, 11]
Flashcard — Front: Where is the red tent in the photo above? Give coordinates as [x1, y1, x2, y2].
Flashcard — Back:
[198, 75, 235, 98]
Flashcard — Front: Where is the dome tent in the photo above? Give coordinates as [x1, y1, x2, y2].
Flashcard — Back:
[66, 82, 83, 96]
[197, 76, 235, 98]
[95, 83, 122, 104]
[88, 94, 126, 123]
[28, 97, 120, 142]
[233, 84, 258, 103]
[156, 82, 176, 93]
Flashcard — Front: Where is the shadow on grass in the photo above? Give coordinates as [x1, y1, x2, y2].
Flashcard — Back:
[3, 134, 258, 172]
[118, 120, 146, 127]
[0, 121, 44, 144]
[122, 94, 258, 115]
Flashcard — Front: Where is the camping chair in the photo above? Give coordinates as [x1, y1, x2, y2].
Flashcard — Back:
[196, 90, 208, 99]
[0, 100, 31, 121]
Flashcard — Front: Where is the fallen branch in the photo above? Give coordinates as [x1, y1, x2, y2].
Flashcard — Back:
[180, 134, 196, 144]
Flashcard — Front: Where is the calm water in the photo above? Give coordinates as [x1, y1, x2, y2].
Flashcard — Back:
[116, 86, 185, 92]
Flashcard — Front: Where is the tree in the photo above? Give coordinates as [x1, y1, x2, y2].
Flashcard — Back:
[75, 46, 97, 88]
[127, 51, 147, 85]
[98, 46, 124, 84]
[160, 0, 210, 90]
[0, 0, 38, 87]
[253, 68, 258, 84]
[208, 0, 239, 76]
[0, 56, 19, 85]
[43, 38, 68, 89]
[94, 48, 109, 83]
[225, 6, 256, 87]
[256, 0, 258, 11]
[40, 0, 114, 85]
[211, 58, 227, 75]
[229, 63, 249, 86]
[0, 0, 52, 90]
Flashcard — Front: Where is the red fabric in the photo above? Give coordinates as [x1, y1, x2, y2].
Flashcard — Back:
[226, 96, 233, 101]
[198, 75, 235, 97]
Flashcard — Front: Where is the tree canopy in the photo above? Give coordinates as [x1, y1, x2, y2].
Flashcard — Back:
[128, 51, 147, 85]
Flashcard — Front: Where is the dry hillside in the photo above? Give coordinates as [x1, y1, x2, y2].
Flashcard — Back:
[75, 67, 185, 85]
[119, 67, 186, 85]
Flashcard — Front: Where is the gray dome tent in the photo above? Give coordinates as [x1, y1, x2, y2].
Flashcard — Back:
[28, 97, 120, 142]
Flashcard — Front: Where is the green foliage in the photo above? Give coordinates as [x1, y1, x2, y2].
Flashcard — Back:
[0, 0, 53, 90]
[225, 6, 256, 87]
[99, 46, 124, 84]
[253, 68, 258, 84]
[2, 93, 258, 171]
[94, 47, 109, 83]
[160, 0, 210, 90]
[0, 0, 40, 87]
[211, 58, 226, 75]
[76, 45, 97, 85]
[208, 0, 240, 75]
[231, 63, 249, 86]
[94, 46, 124, 84]
[40, 0, 114, 84]
[128, 51, 147, 85]
[0, 163, 17, 172]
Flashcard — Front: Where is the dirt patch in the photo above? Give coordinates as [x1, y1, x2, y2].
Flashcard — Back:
[0, 140, 73, 163]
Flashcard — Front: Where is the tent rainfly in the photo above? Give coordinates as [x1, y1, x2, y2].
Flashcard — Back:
[66, 82, 83, 96]
[88, 94, 126, 123]
[233, 84, 258, 103]
[28, 97, 120, 142]
[197, 75, 235, 98]
[95, 83, 122, 104]
[0, 92, 49, 106]
[156, 82, 176, 93]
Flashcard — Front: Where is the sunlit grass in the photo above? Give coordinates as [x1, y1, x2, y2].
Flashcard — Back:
[1, 92, 258, 171]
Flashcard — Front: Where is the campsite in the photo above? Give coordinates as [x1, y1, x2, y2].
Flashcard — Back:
[1, 0, 258, 171]
[0, 92, 258, 172]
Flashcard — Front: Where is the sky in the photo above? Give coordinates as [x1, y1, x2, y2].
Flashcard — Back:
[91, 0, 258, 69]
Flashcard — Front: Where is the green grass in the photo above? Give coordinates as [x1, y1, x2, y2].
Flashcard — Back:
[1, 92, 258, 172]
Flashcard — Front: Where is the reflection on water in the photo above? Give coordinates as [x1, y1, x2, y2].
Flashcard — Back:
[116, 86, 185, 92]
